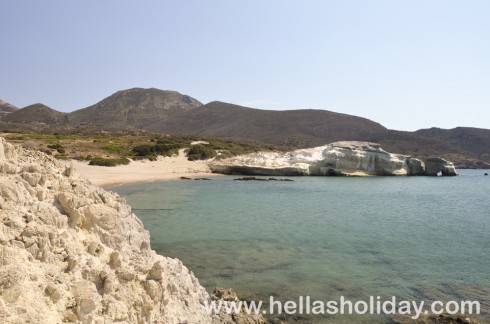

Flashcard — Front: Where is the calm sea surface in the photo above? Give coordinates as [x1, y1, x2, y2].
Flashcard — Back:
[111, 170, 490, 323]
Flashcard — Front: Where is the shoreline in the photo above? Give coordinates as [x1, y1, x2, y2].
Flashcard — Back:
[70, 150, 218, 187]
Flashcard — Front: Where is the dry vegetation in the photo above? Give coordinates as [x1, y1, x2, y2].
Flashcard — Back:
[1, 133, 272, 166]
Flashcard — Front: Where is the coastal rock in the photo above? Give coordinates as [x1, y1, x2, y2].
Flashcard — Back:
[0, 138, 263, 324]
[424, 157, 458, 176]
[211, 288, 266, 324]
[210, 141, 438, 177]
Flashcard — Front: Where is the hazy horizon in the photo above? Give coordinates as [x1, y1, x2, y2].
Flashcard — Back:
[2, 1, 489, 131]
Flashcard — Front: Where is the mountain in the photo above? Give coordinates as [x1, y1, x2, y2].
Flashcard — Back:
[145, 101, 490, 167]
[2, 103, 67, 124]
[0, 87, 489, 168]
[151, 101, 388, 148]
[68, 88, 202, 127]
[0, 100, 18, 118]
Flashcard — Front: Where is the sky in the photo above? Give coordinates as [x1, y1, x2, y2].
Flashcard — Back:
[1, 0, 489, 131]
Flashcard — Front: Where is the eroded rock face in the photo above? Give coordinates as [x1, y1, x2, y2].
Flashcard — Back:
[211, 141, 434, 177]
[425, 157, 458, 176]
[211, 288, 266, 324]
[0, 138, 262, 324]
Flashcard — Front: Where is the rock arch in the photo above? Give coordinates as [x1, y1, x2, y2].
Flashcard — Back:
[425, 157, 458, 176]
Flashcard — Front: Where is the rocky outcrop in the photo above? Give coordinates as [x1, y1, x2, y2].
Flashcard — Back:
[211, 288, 266, 324]
[425, 157, 458, 176]
[0, 138, 263, 324]
[210, 141, 457, 177]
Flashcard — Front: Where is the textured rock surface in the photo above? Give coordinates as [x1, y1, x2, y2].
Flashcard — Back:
[211, 288, 266, 324]
[425, 157, 458, 176]
[210, 141, 459, 177]
[211, 141, 435, 177]
[0, 138, 263, 324]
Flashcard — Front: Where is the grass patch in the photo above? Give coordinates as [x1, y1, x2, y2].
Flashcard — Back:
[103, 144, 125, 154]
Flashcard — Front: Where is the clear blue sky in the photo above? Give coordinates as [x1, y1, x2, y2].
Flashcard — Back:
[2, 0, 489, 131]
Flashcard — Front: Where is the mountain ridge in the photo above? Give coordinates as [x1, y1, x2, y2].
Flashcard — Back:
[0, 100, 18, 118]
[68, 88, 203, 127]
[2, 103, 66, 124]
[1, 87, 489, 168]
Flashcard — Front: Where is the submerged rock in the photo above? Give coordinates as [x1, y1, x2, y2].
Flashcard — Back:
[234, 177, 293, 182]
[211, 288, 266, 324]
[0, 137, 263, 324]
[392, 313, 480, 324]
[211, 141, 454, 177]
[180, 176, 211, 180]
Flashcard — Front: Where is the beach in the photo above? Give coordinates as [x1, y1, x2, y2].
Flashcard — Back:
[71, 149, 215, 187]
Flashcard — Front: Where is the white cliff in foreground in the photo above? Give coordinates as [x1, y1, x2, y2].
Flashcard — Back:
[0, 138, 263, 324]
[210, 141, 457, 177]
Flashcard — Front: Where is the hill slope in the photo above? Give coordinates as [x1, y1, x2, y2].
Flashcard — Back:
[3, 103, 67, 124]
[416, 127, 490, 159]
[68, 88, 202, 127]
[0, 100, 18, 118]
[154, 101, 388, 148]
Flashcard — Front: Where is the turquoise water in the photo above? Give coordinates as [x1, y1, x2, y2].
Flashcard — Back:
[112, 170, 490, 323]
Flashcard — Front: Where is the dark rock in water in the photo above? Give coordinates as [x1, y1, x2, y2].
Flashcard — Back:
[181, 176, 211, 180]
[234, 177, 293, 182]
[485, 173, 488, 176]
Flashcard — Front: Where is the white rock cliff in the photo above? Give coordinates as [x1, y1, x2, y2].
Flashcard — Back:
[0, 138, 263, 324]
[210, 141, 457, 177]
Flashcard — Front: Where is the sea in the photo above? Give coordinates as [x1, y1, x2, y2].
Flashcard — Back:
[111, 170, 490, 323]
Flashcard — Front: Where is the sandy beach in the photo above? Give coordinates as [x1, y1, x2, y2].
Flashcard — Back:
[71, 149, 216, 187]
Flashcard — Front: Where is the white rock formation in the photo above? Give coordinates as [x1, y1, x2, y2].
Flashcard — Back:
[424, 157, 458, 176]
[0, 138, 264, 324]
[210, 141, 455, 176]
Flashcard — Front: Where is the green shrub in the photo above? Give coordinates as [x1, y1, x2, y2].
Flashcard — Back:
[186, 145, 217, 161]
[132, 144, 153, 156]
[47, 143, 65, 154]
[132, 143, 183, 158]
[88, 156, 130, 167]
